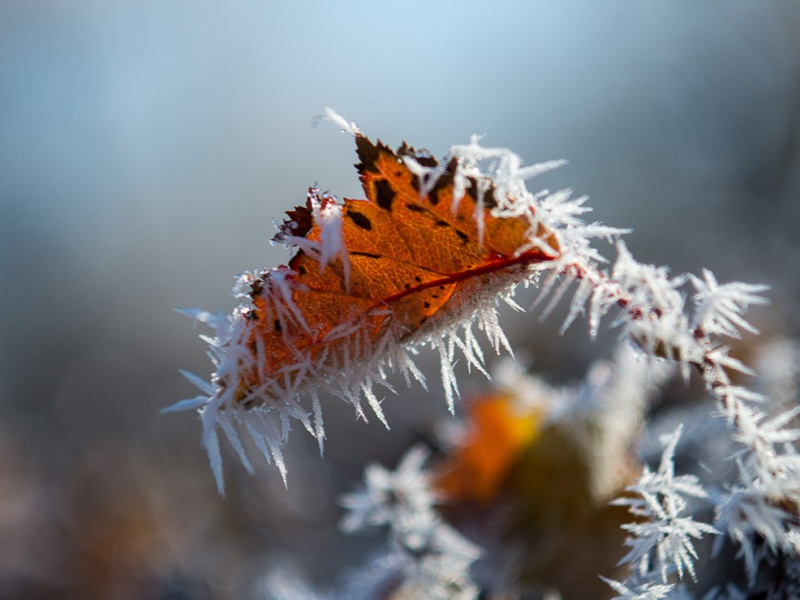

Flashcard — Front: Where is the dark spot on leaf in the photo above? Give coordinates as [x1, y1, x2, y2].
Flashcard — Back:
[484, 186, 498, 209]
[423, 301, 431, 309]
[434, 160, 456, 190]
[274, 194, 314, 243]
[435, 219, 449, 227]
[397, 142, 438, 168]
[351, 251, 381, 259]
[298, 265, 307, 275]
[346, 209, 372, 231]
[465, 176, 499, 209]
[355, 135, 380, 174]
[410, 177, 420, 192]
[456, 230, 468, 244]
[249, 278, 264, 297]
[414, 276, 422, 283]
[274, 319, 282, 333]
[375, 179, 395, 211]
[406, 203, 425, 213]
[424, 159, 456, 206]
[404, 283, 411, 289]
[288, 250, 307, 272]
[465, 177, 479, 200]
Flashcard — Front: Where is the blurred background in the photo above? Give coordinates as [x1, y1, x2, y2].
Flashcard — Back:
[1, 1, 800, 598]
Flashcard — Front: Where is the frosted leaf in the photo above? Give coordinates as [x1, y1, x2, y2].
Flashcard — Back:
[339, 445, 481, 599]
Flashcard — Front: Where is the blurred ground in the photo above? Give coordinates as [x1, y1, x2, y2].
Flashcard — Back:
[1, 1, 800, 598]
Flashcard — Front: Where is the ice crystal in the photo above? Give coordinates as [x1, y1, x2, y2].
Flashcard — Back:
[340, 446, 482, 600]
[277, 187, 351, 286]
[612, 426, 718, 584]
[601, 577, 675, 600]
[690, 269, 769, 339]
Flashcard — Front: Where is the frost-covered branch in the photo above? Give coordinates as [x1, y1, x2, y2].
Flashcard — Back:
[533, 224, 800, 584]
[172, 113, 800, 590]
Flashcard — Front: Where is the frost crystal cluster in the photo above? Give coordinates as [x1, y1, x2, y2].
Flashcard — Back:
[603, 427, 718, 597]
[339, 446, 481, 600]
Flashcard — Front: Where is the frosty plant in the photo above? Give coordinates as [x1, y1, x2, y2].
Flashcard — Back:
[602, 425, 719, 598]
[169, 110, 799, 594]
[338, 445, 482, 599]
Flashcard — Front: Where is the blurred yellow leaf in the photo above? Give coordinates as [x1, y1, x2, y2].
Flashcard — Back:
[436, 393, 544, 502]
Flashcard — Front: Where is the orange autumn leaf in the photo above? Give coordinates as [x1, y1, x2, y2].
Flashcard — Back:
[436, 393, 544, 502]
[173, 123, 573, 490]
[230, 134, 560, 409]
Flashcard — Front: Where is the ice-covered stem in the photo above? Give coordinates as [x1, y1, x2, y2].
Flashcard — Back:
[535, 239, 769, 418]
[713, 405, 800, 579]
[536, 236, 800, 578]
